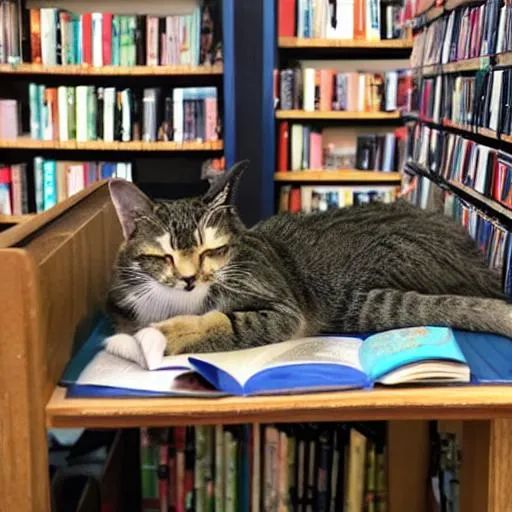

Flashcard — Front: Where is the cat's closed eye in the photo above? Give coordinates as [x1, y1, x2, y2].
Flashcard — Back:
[201, 245, 229, 259]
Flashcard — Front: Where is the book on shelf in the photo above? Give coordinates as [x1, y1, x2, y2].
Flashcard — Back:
[279, 185, 398, 213]
[0, 158, 132, 215]
[140, 422, 388, 512]
[410, 123, 512, 213]
[25, 84, 219, 143]
[277, 0, 406, 41]
[59, 315, 511, 398]
[410, 0, 502, 69]
[0, 99, 19, 139]
[2, 2, 223, 67]
[277, 67, 411, 114]
[276, 123, 407, 173]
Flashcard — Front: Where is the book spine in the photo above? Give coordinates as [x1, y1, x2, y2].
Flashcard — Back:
[55, 8, 62, 65]
[29, 83, 41, 139]
[76, 86, 88, 141]
[57, 86, 68, 141]
[147, 16, 158, 65]
[67, 87, 76, 140]
[127, 15, 137, 66]
[111, 15, 121, 65]
[214, 425, 224, 512]
[0, 166, 12, 215]
[82, 13, 92, 65]
[60, 12, 71, 65]
[30, 9, 41, 63]
[92, 13, 103, 67]
[102, 12, 112, 65]
[43, 159, 57, 210]
[10, 165, 21, 215]
[135, 15, 146, 65]
[87, 86, 97, 140]
[40, 9, 57, 65]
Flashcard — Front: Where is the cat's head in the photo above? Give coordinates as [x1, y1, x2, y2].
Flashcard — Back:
[109, 161, 247, 293]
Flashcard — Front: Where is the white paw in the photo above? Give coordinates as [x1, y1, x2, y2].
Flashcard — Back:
[103, 333, 142, 364]
[134, 327, 167, 370]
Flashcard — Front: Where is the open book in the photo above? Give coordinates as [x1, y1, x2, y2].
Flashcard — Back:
[65, 324, 470, 397]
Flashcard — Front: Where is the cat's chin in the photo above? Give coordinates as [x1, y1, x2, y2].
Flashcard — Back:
[129, 280, 211, 325]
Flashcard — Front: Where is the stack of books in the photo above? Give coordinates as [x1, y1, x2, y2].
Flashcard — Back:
[277, 0, 406, 41]
[2, 3, 223, 67]
[279, 184, 398, 213]
[277, 124, 408, 172]
[0, 158, 132, 215]
[27, 85, 219, 143]
[140, 422, 388, 512]
[277, 68, 411, 113]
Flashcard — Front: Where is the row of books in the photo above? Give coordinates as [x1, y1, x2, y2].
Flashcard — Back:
[277, 0, 404, 41]
[404, 174, 511, 294]
[412, 125, 512, 211]
[410, 0, 502, 68]
[0, 158, 132, 215]
[414, 69, 512, 137]
[279, 185, 398, 213]
[140, 422, 388, 512]
[277, 68, 411, 113]
[277, 122, 406, 172]
[27, 85, 219, 143]
[2, 1, 222, 66]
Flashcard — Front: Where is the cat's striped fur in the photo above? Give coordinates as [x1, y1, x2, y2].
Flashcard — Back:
[107, 161, 512, 355]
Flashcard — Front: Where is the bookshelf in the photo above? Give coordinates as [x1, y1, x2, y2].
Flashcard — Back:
[0, 0, 235, 219]
[275, 110, 402, 120]
[274, 170, 402, 182]
[278, 37, 414, 49]
[1, 184, 512, 512]
[270, 0, 413, 215]
[0, 137, 224, 151]
[0, 63, 224, 75]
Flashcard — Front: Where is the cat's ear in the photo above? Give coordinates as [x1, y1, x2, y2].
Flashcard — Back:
[109, 179, 154, 239]
[202, 160, 249, 208]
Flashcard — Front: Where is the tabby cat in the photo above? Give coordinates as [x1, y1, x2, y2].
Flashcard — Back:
[106, 161, 512, 355]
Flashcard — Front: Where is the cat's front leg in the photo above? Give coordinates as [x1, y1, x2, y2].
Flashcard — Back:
[152, 307, 308, 355]
[152, 311, 233, 355]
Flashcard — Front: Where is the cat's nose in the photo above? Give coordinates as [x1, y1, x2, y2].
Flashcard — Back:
[182, 275, 196, 291]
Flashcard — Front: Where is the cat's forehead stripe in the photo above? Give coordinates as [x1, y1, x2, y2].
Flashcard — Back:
[156, 233, 174, 254]
[197, 227, 230, 249]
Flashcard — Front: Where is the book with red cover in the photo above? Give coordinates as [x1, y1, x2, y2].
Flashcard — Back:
[278, 0, 296, 37]
[30, 9, 41, 63]
[319, 70, 334, 112]
[277, 121, 289, 171]
[354, 0, 366, 40]
[82, 13, 93, 65]
[289, 187, 301, 213]
[102, 12, 113, 65]
[310, 130, 323, 169]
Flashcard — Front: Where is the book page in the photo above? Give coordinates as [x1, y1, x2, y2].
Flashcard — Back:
[188, 336, 363, 386]
[360, 326, 468, 383]
[77, 350, 222, 396]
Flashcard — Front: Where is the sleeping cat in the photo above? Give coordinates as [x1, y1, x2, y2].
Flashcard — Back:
[106, 161, 512, 355]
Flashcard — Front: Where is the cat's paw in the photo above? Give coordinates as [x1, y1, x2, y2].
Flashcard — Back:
[133, 327, 167, 369]
[151, 315, 204, 355]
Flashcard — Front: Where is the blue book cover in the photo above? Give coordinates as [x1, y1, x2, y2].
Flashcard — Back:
[61, 314, 512, 398]
[42, 160, 57, 210]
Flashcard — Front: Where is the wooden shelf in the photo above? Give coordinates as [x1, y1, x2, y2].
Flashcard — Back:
[278, 37, 413, 49]
[46, 385, 512, 428]
[274, 170, 402, 182]
[0, 63, 223, 76]
[447, 180, 512, 221]
[0, 138, 224, 151]
[414, 56, 492, 76]
[275, 110, 401, 120]
[0, 214, 35, 223]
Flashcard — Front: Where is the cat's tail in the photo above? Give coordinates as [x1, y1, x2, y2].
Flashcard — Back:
[344, 289, 512, 338]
